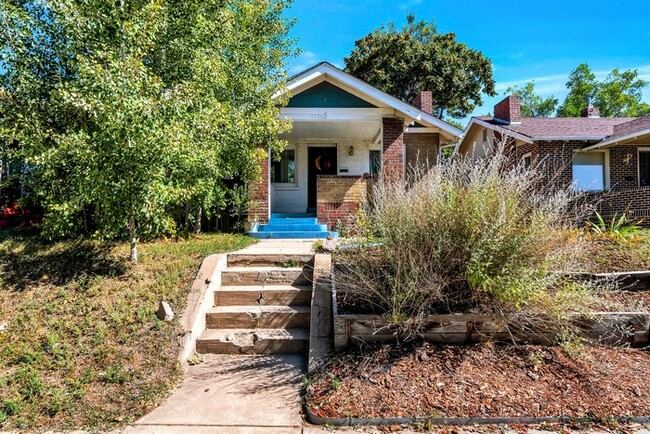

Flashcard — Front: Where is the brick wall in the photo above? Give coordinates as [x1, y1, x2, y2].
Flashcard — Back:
[382, 117, 405, 180]
[316, 175, 369, 229]
[533, 142, 650, 224]
[494, 95, 521, 124]
[404, 132, 439, 179]
[610, 145, 641, 190]
[536, 141, 577, 188]
[515, 142, 538, 161]
[596, 187, 650, 223]
[248, 147, 270, 223]
[411, 91, 433, 114]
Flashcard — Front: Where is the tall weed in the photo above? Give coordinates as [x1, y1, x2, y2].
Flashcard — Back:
[336, 144, 589, 321]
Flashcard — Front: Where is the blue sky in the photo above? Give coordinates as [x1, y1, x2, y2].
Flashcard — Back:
[284, 0, 650, 123]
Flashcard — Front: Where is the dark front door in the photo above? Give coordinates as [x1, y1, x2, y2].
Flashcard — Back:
[308, 147, 337, 210]
[640, 151, 650, 187]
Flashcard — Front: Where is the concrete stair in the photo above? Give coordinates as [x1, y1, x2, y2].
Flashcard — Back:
[196, 328, 309, 354]
[215, 285, 312, 306]
[247, 213, 338, 239]
[196, 252, 314, 355]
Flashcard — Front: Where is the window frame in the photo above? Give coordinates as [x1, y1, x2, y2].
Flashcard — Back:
[571, 149, 610, 192]
[521, 152, 532, 169]
[271, 148, 297, 185]
[369, 149, 382, 175]
[637, 147, 650, 187]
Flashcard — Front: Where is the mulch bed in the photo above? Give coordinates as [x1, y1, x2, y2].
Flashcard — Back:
[306, 343, 650, 421]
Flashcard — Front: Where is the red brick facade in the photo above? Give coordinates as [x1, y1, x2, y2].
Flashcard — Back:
[411, 91, 433, 114]
[317, 202, 360, 230]
[404, 132, 440, 178]
[609, 146, 641, 190]
[494, 95, 521, 124]
[248, 147, 270, 224]
[597, 187, 650, 222]
[316, 175, 369, 229]
[382, 117, 405, 180]
[510, 140, 650, 224]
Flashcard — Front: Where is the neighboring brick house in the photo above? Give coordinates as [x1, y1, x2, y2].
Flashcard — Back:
[456, 95, 650, 221]
[248, 62, 462, 237]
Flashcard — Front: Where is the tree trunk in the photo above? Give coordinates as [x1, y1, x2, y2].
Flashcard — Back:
[195, 206, 202, 234]
[184, 202, 191, 232]
[129, 218, 138, 263]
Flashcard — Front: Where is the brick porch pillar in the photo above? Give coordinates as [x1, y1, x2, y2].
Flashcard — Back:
[382, 117, 405, 180]
[249, 146, 270, 223]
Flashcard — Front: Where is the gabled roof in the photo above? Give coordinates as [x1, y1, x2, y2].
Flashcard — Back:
[472, 116, 634, 141]
[583, 116, 650, 150]
[459, 114, 650, 155]
[274, 62, 463, 140]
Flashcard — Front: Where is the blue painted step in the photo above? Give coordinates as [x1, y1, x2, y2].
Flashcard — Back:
[268, 217, 318, 225]
[271, 213, 316, 218]
[248, 231, 338, 240]
[259, 224, 328, 232]
[247, 213, 337, 239]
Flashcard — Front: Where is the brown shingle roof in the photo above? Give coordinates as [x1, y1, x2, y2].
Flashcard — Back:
[609, 117, 650, 140]
[475, 116, 636, 140]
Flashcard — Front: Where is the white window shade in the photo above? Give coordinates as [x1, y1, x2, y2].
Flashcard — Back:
[572, 152, 605, 191]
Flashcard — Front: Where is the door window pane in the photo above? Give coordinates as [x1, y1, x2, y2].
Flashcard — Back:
[640, 151, 650, 187]
[572, 152, 605, 191]
[271, 150, 295, 183]
[369, 150, 381, 175]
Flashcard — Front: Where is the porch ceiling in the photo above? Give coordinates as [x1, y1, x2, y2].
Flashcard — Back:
[279, 120, 381, 141]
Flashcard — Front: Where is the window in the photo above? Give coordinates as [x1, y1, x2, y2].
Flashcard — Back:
[521, 152, 532, 169]
[271, 150, 295, 183]
[482, 129, 488, 142]
[640, 150, 650, 187]
[572, 152, 606, 191]
[369, 150, 382, 175]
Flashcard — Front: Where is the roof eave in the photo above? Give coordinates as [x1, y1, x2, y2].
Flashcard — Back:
[275, 62, 463, 139]
[466, 117, 534, 144]
[583, 128, 650, 151]
[532, 136, 606, 142]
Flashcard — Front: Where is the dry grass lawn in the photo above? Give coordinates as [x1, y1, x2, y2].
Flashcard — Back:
[0, 228, 254, 432]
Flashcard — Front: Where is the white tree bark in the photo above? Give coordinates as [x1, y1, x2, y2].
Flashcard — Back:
[129, 218, 138, 263]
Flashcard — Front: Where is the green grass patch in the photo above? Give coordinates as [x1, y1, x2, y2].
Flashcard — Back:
[0, 229, 254, 431]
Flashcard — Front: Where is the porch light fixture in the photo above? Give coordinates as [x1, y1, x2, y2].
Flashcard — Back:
[348, 146, 354, 156]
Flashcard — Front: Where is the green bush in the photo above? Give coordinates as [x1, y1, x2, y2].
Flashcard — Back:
[336, 145, 591, 320]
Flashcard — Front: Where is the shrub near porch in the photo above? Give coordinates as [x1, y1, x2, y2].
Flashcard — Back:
[0, 230, 253, 431]
[334, 146, 648, 341]
[307, 147, 650, 424]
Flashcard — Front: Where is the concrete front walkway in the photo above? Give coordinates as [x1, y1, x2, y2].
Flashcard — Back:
[125, 239, 316, 434]
[127, 354, 306, 433]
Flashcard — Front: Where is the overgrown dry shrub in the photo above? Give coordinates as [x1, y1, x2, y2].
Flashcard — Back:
[335, 144, 623, 332]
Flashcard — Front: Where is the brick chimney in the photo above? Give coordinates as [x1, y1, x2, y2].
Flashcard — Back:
[412, 91, 433, 115]
[580, 96, 600, 118]
[494, 95, 522, 125]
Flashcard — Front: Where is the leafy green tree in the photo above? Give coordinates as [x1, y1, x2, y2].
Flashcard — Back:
[557, 64, 598, 117]
[344, 14, 496, 119]
[596, 69, 650, 117]
[0, 0, 293, 261]
[558, 64, 650, 117]
[505, 81, 558, 117]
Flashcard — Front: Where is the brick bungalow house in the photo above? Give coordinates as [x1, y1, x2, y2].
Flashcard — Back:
[247, 62, 463, 238]
[456, 95, 650, 222]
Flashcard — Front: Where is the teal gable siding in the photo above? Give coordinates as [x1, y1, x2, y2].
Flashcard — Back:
[287, 81, 377, 108]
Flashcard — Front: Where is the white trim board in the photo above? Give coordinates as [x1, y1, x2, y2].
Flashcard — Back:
[275, 62, 463, 140]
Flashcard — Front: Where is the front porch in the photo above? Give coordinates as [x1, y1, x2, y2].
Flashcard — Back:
[247, 62, 463, 238]
[250, 115, 410, 234]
